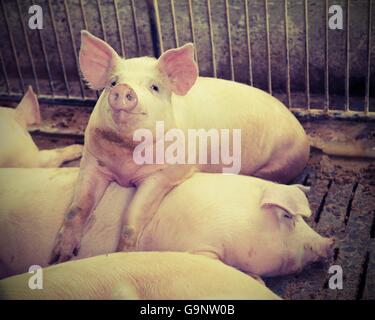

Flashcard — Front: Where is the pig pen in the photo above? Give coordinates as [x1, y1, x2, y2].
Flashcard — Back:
[0, 0, 374, 300]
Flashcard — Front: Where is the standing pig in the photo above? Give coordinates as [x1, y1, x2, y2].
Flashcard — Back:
[51, 30, 310, 262]
[0, 86, 82, 167]
[0, 252, 280, 300]
[0, 168, 332, 279]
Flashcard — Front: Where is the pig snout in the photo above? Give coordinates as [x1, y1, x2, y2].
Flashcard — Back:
[304, 237, 335, 262]
[108, 84, 138, 112]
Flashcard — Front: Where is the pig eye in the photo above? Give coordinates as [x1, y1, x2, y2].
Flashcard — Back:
[151, 84, 159, 93]
[283, 213, 293, 220]
[110, 79, 117, 87]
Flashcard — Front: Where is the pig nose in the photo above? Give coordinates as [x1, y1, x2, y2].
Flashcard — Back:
[108, 84, 138, 112]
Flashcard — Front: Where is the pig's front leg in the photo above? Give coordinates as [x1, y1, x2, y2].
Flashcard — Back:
[38, 144, 83, 167]
[117, 166, 196, 251]
[49, 154, 111, 264]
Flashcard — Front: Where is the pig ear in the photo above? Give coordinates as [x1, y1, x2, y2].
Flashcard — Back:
[294, 184, 311, 194]
[16, 86, 41, 126]
[79, 30, 120, 90]
[260, 184, 312, 218]
[157, 43, 198, 96]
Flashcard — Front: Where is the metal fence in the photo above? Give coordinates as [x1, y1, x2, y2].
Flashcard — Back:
[0, 0, 374, 119]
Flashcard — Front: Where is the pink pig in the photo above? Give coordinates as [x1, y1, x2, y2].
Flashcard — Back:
[50, 30, 309, 263]
[0, 86, 82, 168]
[0, 168, 332, 279]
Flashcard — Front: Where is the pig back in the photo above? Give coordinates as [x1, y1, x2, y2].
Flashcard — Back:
[173, 77, 308, 176]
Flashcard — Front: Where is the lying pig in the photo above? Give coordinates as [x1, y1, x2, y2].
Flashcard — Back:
[51, 30, 310, 262]
[0, 252, 280, 300]
[0, 86, 82, 168]
[0, 168, 333, 279]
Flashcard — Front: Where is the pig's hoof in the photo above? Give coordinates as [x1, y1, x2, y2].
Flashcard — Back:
[49, 229, 81, 265]
[117, 225, 137, 251]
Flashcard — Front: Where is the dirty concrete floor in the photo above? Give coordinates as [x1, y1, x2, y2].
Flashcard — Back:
[29, 104, 375, 300]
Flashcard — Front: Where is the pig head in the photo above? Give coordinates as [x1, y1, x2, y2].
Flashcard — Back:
[138, 174, 334, 277]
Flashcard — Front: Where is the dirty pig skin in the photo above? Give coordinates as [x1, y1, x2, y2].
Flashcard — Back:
[49, 30, 309, 263]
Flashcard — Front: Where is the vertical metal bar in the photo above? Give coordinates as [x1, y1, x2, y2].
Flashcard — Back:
[0, 0, 25, 93]
[64, 0, 85, 98]
[152, 0, 164, 54]
[79, 0, 100, 99]
[207, 0, 217, 77]
[345, 0, 350, 111]
[0, 49, 10, 94]
[324, 0, 330, 112]
[304, 0, 310, 109]
[131, 0, 141, 55]
[225, 0, 234, 81]
[264, 0, 272, 94]
[16, 0, 40, 94]
[245, 0, 253, 86]
[32, 0, 55, 96]
[170, 0, 179, 47]
[113, 0, 126, 58]
[284, 0, 292, 108]
[188, 0, 199, 68]
[97, 0, 107, 42]
[80, 0, 89, 30]
[365, 0, 372, 114]
[48, 0, 70, 97]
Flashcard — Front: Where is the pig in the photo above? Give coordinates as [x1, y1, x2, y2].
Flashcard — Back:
[0, 86, 83, 168]
[51, 30, 310, 262]
[0, 252, 280, 300]
[0, 168, 333, 280]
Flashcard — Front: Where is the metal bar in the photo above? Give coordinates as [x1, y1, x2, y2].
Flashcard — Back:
[113, 0, 126, 58]
[324, 0, 330, 112]
[0, 93, 97, 106]
[284, 0, 292, 108]
[79, 0, 89, 30]
[131, 0, 141, 55]
[264, 0, 272, 94]
[207, 0, 217, 77]
[63, 0, 86, 98]
[291, 107, 375, 121]
[365, 0, 373, 114]
[2, 92, 374, 121]
[1, 0, 25, 93]
[0, 49, 10, 94]
[97, 0, 107, 42]
[188, 0, 199, 68]
[225, 0, 234, 81]
[170, 0, 179, 47]
[32, 0, 55, 96]
[304, 0, 310, 109]
[345, 0, 350, 111]
[79, 0, 100, 99]
[245, 0, 253, 86]
[16, 0, 40, 94]
[152, 0, 164, 54]
[48, 0, 70, 97]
